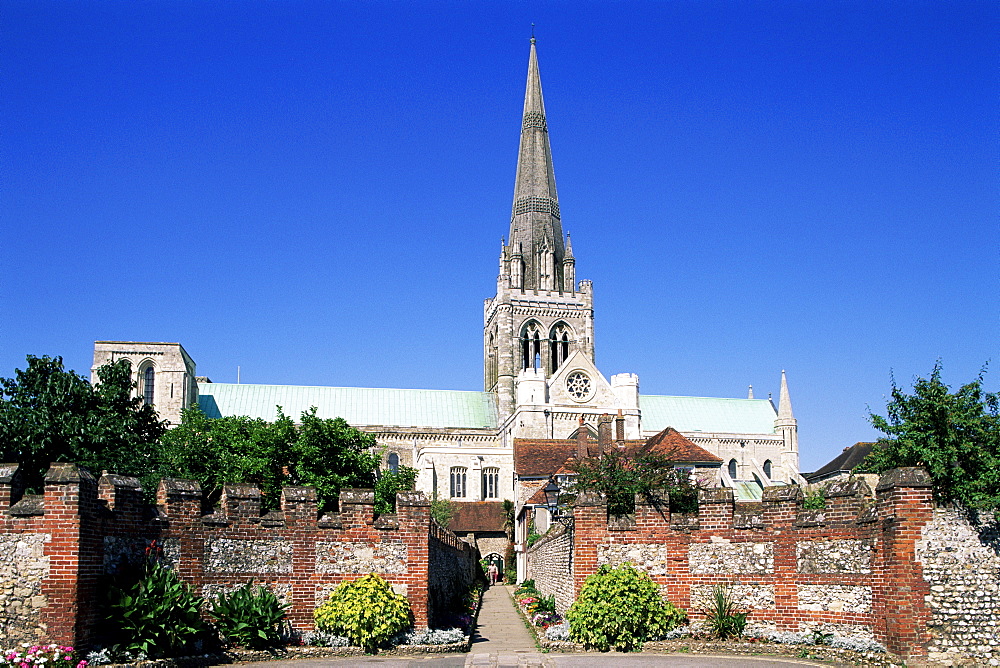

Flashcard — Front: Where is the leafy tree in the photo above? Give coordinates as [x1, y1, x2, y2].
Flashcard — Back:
[0, 355, 165, 492]
[157, 406, 381, 511]
[373, 465, 417, 514]
[862, 363, 1000, 509]
[430, 493, 455, 528]
[569, 449, 701, 515]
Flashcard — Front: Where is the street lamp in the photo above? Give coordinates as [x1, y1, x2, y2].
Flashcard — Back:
[543, 479, 560, 516]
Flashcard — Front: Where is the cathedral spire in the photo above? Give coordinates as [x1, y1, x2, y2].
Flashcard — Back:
[777, 370, 794, 419]
[509, 38, 565, 291]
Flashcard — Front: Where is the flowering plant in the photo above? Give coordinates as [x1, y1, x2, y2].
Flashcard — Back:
[531, 611, 561, 628]
[2, 644, 87, 668]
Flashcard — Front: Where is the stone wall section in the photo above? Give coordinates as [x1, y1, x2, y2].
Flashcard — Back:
[0, 533, 50, 645]
[426, 522, 479, 626]
[796, 539, 873, 574]
[917, 507, 1000, 664]
[525, 520, 574, 613]
[0, 465, 476, 648]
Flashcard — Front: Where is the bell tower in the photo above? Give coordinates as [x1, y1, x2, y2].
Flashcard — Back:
[484, 38, 595, 420]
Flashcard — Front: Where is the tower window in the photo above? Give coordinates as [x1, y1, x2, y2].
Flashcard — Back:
[388, 453, 399, 473]
[728, 459, 738, 480]
[482, 467, 499, 499]
[142, 365, 155, 406]
[450, 467, 467, 498]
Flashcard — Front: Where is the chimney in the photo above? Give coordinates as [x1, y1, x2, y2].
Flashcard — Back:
[615, 409, 625, 447]
[576, 415, 588, 460]
[598, 414, 613, 455]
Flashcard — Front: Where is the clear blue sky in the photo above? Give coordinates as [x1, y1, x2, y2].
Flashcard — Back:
[2, 1, 996, 472]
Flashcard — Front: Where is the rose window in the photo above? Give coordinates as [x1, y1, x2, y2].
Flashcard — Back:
[566, 371, 592, 402]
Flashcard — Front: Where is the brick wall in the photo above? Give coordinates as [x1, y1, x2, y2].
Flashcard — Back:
[0, 463, 477, 648]
[525, 468, 997, 661]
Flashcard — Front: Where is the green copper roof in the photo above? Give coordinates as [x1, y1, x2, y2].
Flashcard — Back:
[639, 395, 777, 434]
[732, 480, 764, 501]
[197, 383, 498, 429]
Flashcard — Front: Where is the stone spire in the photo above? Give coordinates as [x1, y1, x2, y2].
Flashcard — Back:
[747, 384, 754, 399]
[777, 370, 793, 419]
[774, 369, 799, 476]
[508, 37, 565, 291]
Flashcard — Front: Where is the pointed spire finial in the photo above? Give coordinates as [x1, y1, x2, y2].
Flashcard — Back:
[747, 384, 754, 399]
[531, 23, 536, 44]
[778, 370, 794, 419]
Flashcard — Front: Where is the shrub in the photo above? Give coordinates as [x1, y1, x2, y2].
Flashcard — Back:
[314, 574, 412, 652]
[208, 584, 289, 649]
[104, 562, 208, 659]
[566, 563, 687, 651]
[703, 584, 747, 639]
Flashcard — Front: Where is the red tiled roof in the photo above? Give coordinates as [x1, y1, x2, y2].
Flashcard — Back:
[527, 485, 549, 505]
[448, 501, 506, 533]
[514, 428, 720, 478]
[637, 427, 723, 463]
[513, 438, 643, 477]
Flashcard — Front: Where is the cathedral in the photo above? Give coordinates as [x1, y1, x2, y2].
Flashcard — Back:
[92, 40, 801, 529]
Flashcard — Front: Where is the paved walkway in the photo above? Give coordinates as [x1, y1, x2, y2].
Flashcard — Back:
[465, 583, 540, 667]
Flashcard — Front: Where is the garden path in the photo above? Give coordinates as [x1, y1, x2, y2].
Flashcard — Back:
[465, 583, 543, 667]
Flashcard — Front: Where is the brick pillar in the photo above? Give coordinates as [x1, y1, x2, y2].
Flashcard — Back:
[762, 484, 801, 528]
[397, 491, 431, 628]
[634, 488, 670, 534]
[597, 415, 613, 455]
[572, 491, 607, 597]
[339, 489, 375, 531]
[762, 483, 802, 631]
[40, 463, 100, 647]
[823, 477, 872, 523]
[281, 486, 319, 631]
[98, 473, 144, 529]
[222, 483, 262, 524]
[698, 488, 734, 531]
[875, 467, 934, 658]
[282, 486, 318, 528]
[0, 463, 22, 508]
[157, 479, 203, 590]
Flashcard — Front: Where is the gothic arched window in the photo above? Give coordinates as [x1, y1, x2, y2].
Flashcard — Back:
[388, 453, 399, 473]
[482, 467, 499, 499]
[728, 459, 738, 480]
[141, 365, 155, 406]
[520, 321, 544, 369]
[548, 322, 573, 373]
[450, 467, 467, 498]
[763, 459, 772, 479]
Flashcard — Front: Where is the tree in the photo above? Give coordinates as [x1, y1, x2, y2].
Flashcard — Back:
[0, 355, 165, 492]
[862, 363, 1000, 509]
[373, 465, 417, 515]
[569, 449, 701, 515]
[157, 406, 382, 511]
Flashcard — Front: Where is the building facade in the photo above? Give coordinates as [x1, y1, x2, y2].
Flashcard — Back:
[92, 40, 801, 518]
